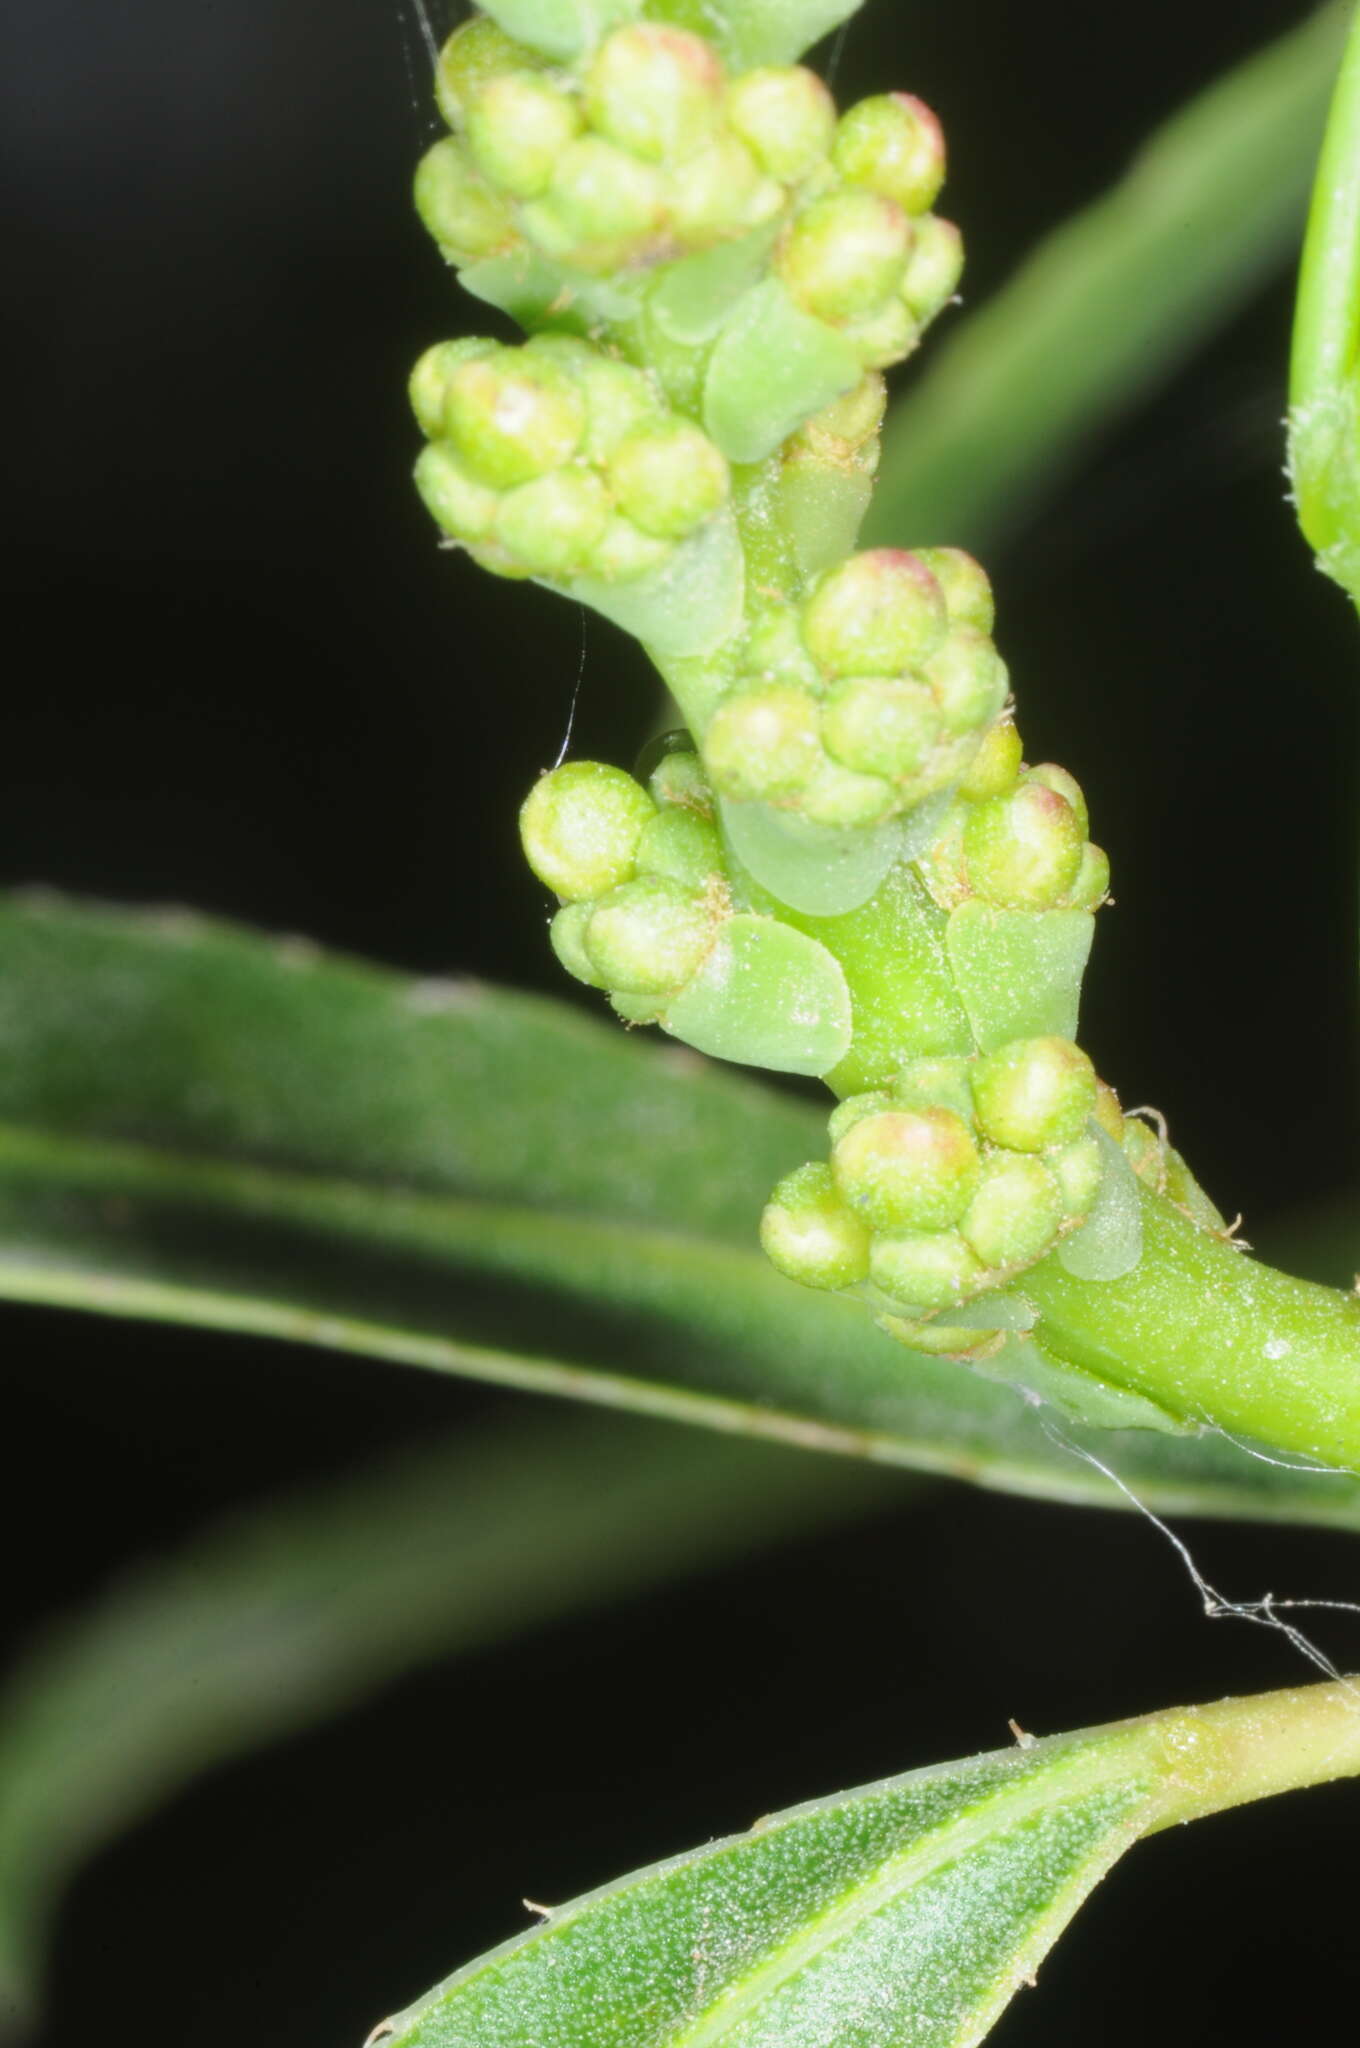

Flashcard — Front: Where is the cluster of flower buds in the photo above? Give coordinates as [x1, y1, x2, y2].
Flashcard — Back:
[411, 333, 731, 582]
[762, 1035, 1109, 1344]
[913, 722, 1111, 915]
[702, 546, 1010, 829]
[415, 13, 961, 373]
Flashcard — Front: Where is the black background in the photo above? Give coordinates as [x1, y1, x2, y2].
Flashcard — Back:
[4, 0, 1360, 2041]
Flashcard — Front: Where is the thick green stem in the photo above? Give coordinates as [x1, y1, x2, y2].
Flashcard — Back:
[1142, 1678, 1360, 1827]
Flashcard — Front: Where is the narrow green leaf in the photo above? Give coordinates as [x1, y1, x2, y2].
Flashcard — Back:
[871, 3, 1349, 553]
[366, 1679, 1360, 2048]
[3, 897, 1360, 1527]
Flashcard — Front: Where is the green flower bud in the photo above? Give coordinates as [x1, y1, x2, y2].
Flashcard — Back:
[1064, 841, 1110, 911]
[648, 747, 712, 813]
[606, 419, 730, 538]
[833, 93, 946, 215]
[822, 675, 941, 780]
[634, 807, 723, 886]
[1122, 1114, 1165, 1186]
[957, 721, 1022, 801]
[497, 465, 612, 575]
[667, 133, 783, 245]
[413, 442, 502, 546]
[587, 514, 674, 581]
[725, 66, 837, 183]
[963, 781, 1085, 909]
[549, 900, 610, 987]
[585, 24, 724, 163]
[971, 1035, 1097, 1152]
[900, 214, 964, 321]
[838, 293, 919, 372]
[1024, 762, 1088, 839]
[832, 1107, 981, 1231]
[522, 138, 667, 271]
[740, 606, 822, 688]
[870, 1227, 984, 1311]
[435, 16, 543, 129]
[1094, 1081, 1125, 1140]
[959, 1153, 1065, 1270]
[922, 628, 1008, 735]
[798, 758, 895, 828]
[574, 353, 663, 463]
[778, 190, 912, 325]
[1051, 1130, 1104, 1216]
[795, 373, 888, 455]
[446, 350, 586, 489]
[802, 549, 948, 679]
[703, 684, 822, 800]
[520, 760, 656, 900]
[408, 338, 498, 440]
[610, 989, 668, 1024]
[584, 873, 713, 992]
[911, 547, 995, 633]
[890, 1056, 976, 1124]
[761, 1162, 871, 1290]
[466, 71, 583, 199]
[828, 1090, 892, 1146]
[414, 138, 518, 263]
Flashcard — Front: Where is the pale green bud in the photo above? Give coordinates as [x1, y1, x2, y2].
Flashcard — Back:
[588, 514, 674, 581]
[740, 606, 822, 688]
[574, 353, 663, 463]
[833, 94, 946, 215]
[963, 781, 1085, 909]
[703, 684, 822, 800]
[522, 138, 667, 271]
[549, 901, 610, 987]
[606, 419, 730, 538]
[799, 758, 895, 828]
[922, 628, 1008, 735]
[822, 675, 941, 779]
[466, 71, 583, 199]
[900, 215, 964, 321]
[959, 1153, 1064, 1270]
[870, 1227, 984, 1311]
[667, 133, 783, 245]
[957, 721, 1022, 801]
[584, 874, 712, 992]
[890, 1056, 976, 1124]
[838, 293, 919, 371]
[832, 1107, 981, 1231]
[446, 350, 586, 489]
[413, 442, 502, 546]
[1064, 841, 1111, 910]
[802, 549, 948, 679]
[408, 338, 498, 441]
[520, 760, 656, 900]
[414, 138, 518, 263]
[796, 372, 888, 454]
[610, 989, 667, 1024]
[1094, 1081, 1125, 1141]
[497, 465, 612, 576]
[911, 547, 995, 633]
[435, 16, 543, 129]
[1122, 1114, 1164, 1185]
[725, 66, 837, 183]
[761, 1162, 872, 1290]
[828, 1090, 892, 1145]
[971, 1035, 1097, 1153]
[585, 24, 725, 163]
[1024, 762, 1089, 839]
[1051, 1131, 1104, 1215]
[648, 747, 712, 814]
[778, 190, 912, 324]
[634, 807, 723, 886]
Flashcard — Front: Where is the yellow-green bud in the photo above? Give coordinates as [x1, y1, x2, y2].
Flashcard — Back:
[634, 808, 723, 887]
[414, 138, 518, 263]
[725, 66, 837, 183]
[434, 17, 542, 128]
[911, 547, 994, 633]
[900, 214, 964, 321]
[797, 373, 888, 454]
[828, 1090, 892, 1145]
[971, 1035, 1097, 1152]
[832, 93, 946, 215]
[606, 419, 730, 538]
[778, 189, 912, 324]
[1051, 1131, 1104, 1215]
[414, 442, 502, 547]
[446, 350, 586, 489]
[409, 338, 498, 441]
[799, 759, 895, 828]
[959, 1154, 1065, 1269]
[648, 747, 712, 813]
[497, 465, 612, 576]
[549, 901, 609, 988]
[466, 71, 583, 199]
[890, 1056, 976, 1124]
[575, 354, 663, 463]
[761, 1163, 872, 1290]
[1094, 1081, 1125, 1140]
[741, 606, 822, 688]
[922, 628, 1008, 735]
[703, 685, 822, 800]
[588, 514, 674, 581]
[584, 874, 712, 993]
[802, 549, 948, 678]
[870, 1227, 984, 1311]
[839, 293, 919, 371]
[963, 781, 1085, 909]
[1024, 762, 1088, 839]
[585, 24, 725, 163]
[667, 134, 782, 245]
[822, 675, 941, 779]
[957, 721, 1022, 801]
[832, 1107, 981, 1231]
[1065, 841, 1111, 910]
[520, 760, 656, 900]
[522, 138, 667, 271]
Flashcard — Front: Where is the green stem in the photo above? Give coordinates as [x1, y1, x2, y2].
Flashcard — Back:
[1289, 1, 1360, 603]
[1142, 1678, 1360, 1828]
